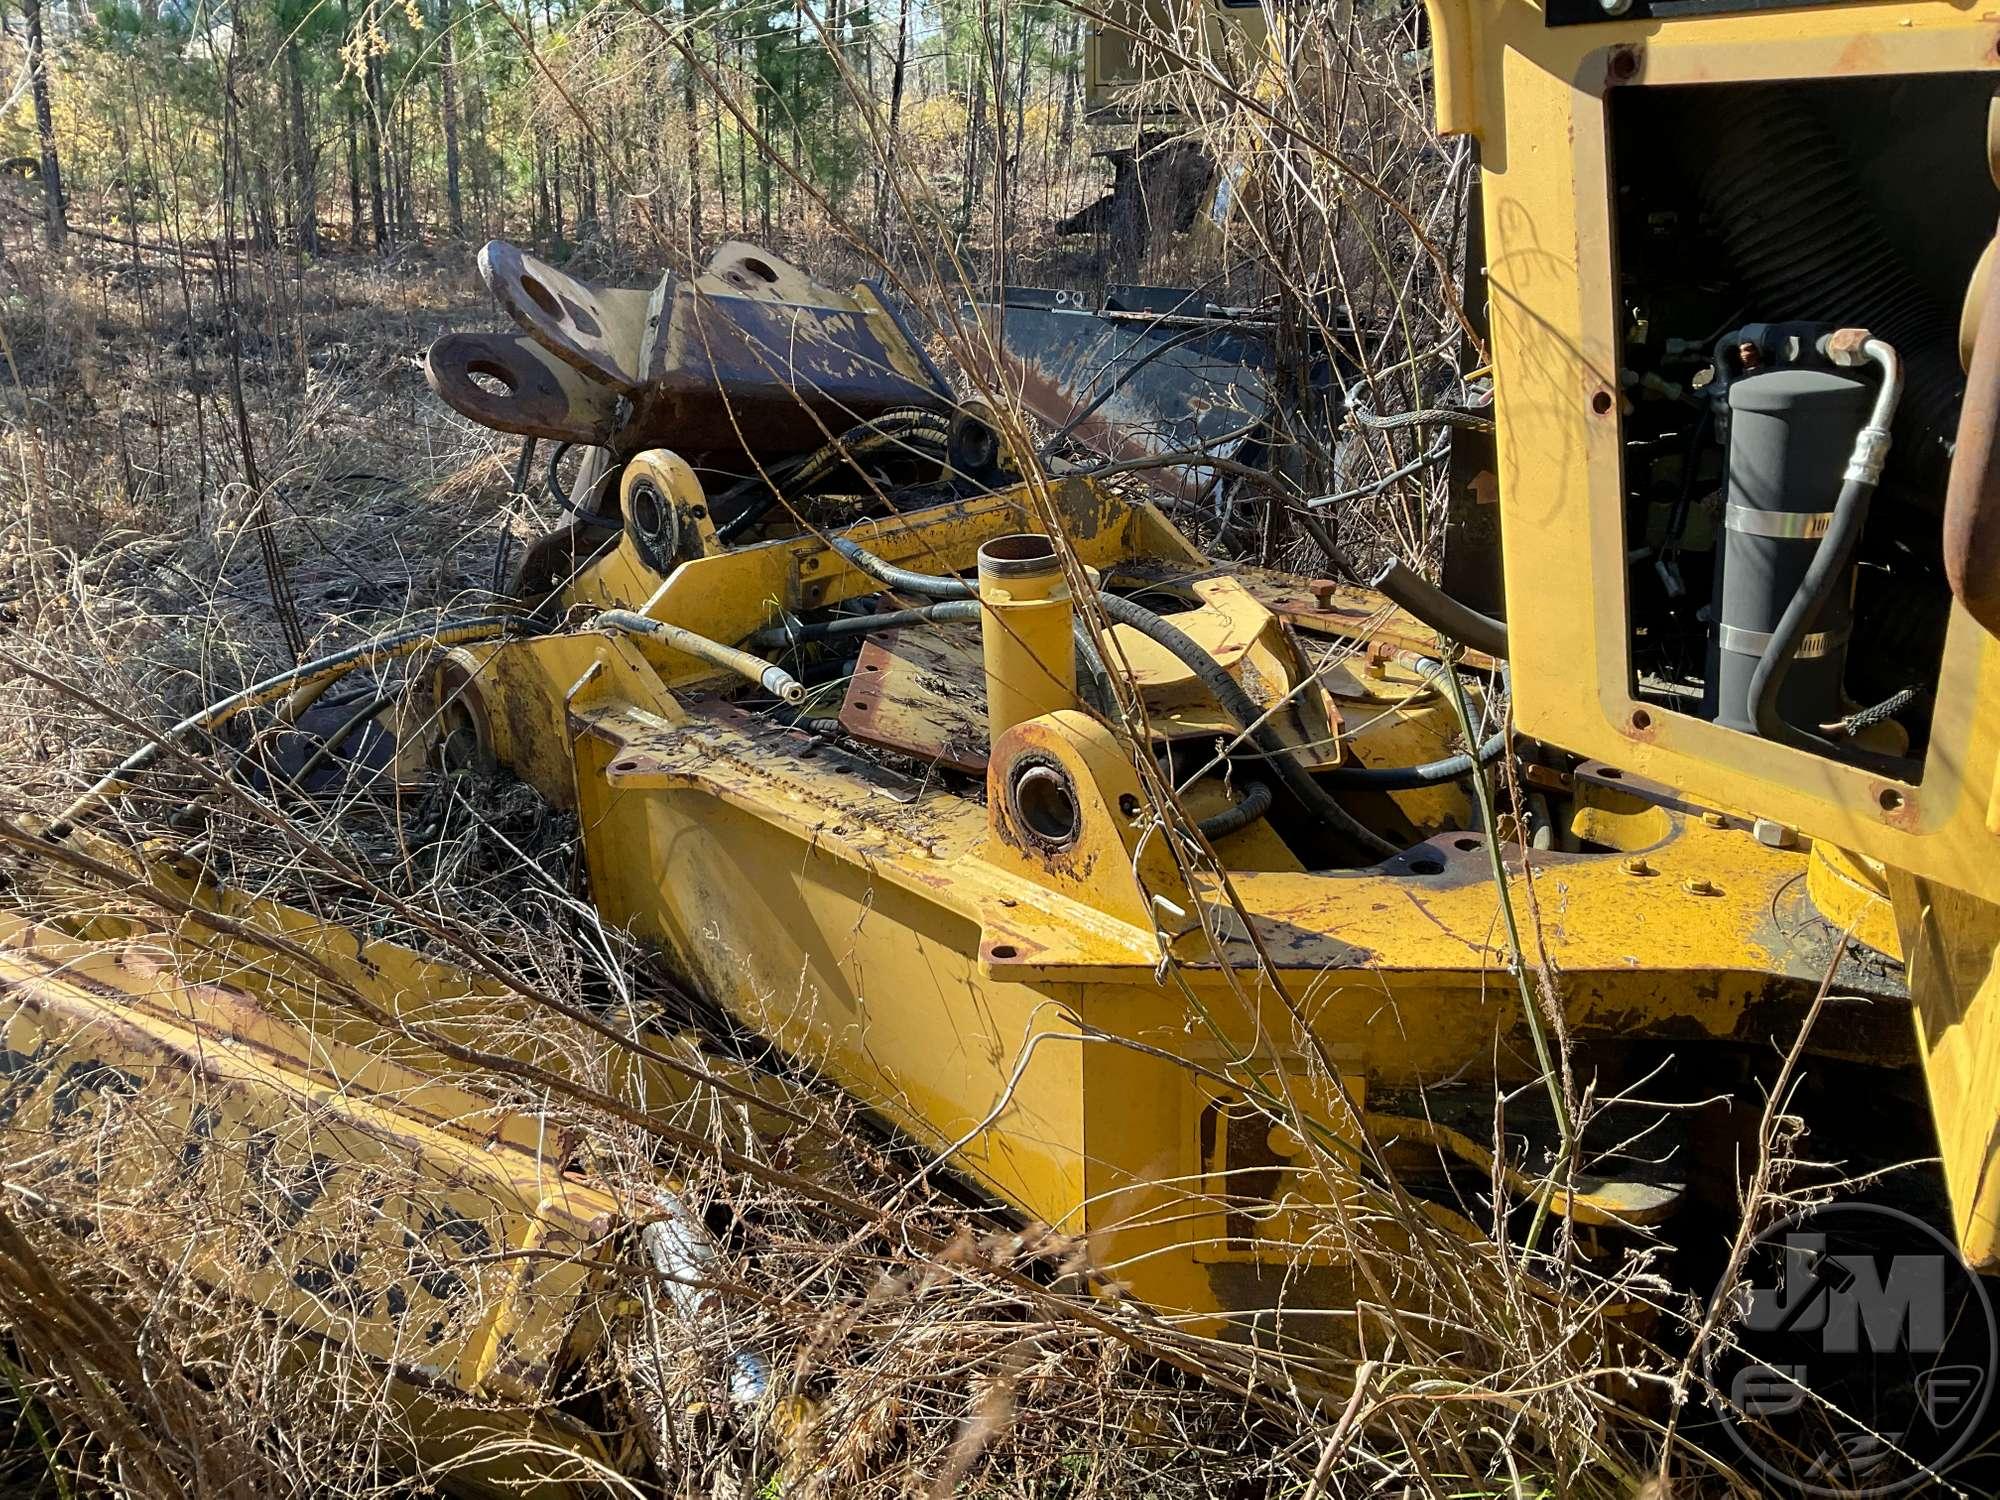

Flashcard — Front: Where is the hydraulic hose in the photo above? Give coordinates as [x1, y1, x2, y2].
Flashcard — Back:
[749, 601, 965, 650]
[755, 598, 1114, 716]
[827, 536, 977, 599]
[1195, 778, 1273, 841]
[1746, 337, 1917, 777]
[45, 615, 521, 841]
[1366, 558, 1509, 661]
[1296, 511, 1508, 659]
[1316, 729, 1505, 790]
[595, 610, 806, 704]
[825, 537, 1463, 856]
[716, 412, 951, 542]
[1315, 658, 1508, 790]
[1091, 592, 1397, 857]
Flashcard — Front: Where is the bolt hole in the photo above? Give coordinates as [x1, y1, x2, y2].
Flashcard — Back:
[853, 700, 870, 711]
[560, 297, 601, 338]
[611, 758, 638, 773]
[1591, 390, 1615, 416]
[1454, 836, 1480, 851]
[989, 943, 1018, 960]
[864, 662, 880, 672]
[1630, 708, 1652, 731]
[738, 256, 780, 284]
[465, 359, 516, 397]
[1118, 793, 1141, 817]
[1878, 787, 1905, 813]
[519, 274, 563, 320]
[1599, 767, 1623, 780]
[1406, 858, 1445, 876]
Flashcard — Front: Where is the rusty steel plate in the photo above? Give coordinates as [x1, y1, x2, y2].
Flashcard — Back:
[839, 624, 990, 773]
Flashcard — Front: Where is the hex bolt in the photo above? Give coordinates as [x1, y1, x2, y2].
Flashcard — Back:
[1622, 856, 1656, 877]
[1599, 0, 1633, 13]
[1682, 878, 1721, 897]
[1700, 810, 1727, 829]
[1752, 817, 1797, 849]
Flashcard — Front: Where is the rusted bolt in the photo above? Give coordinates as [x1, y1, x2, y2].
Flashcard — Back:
[1622, 856, 1656, 877]
[1682, 877, 1720, 897]
[1736, 341, 1762, 372]
[1310, 578, 1339, 608]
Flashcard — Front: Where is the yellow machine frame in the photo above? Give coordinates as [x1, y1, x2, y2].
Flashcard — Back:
[3, 0, 1998, 1489]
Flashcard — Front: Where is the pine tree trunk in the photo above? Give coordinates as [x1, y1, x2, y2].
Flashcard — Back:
[286, 37, 319, 253]
[756, 84, 771, 241]
[364, 53, 389, 246]
[959, 62, 987, 240]
[682, 1, 701, 246]
[552, 136, 566, 246]
[875, 0, 907, 249]
[21, 0, 66, 246]
[345, 101, 363, 246]
[438, 0, 465, 238]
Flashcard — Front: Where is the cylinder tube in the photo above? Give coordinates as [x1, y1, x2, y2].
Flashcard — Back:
[977, 533, 1076, 742]
[1710, 370, 1870, 733]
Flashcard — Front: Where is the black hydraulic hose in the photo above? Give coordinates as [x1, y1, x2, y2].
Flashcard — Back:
[717, 413, 951, 542]
[1342, 382, 1496, 434]
[1315, 728, 1506, 791]
[828, 537, 977, 599]
[1093, 592, 1397, 857]
[1256, 655, 1508, 790]
[1295, 510, 1508, 660]
[44, 615, 522, 841]
[1747, 337, 1919, 779]
[826, 537, 1472, 855]
[749, 602, 960, 650]
[1195, 778, 1272, 841]
[755, 597, 1114, 715]
[1367, 559, 1510, 661]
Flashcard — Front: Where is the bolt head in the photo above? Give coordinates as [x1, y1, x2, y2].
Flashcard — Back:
[1621, 856, 1655, 877]
[1752, 817, 1796, 849]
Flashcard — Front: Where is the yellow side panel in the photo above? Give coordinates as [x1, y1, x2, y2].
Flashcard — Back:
[1894, 877, 2000, 1269]
[1413, 1, 2000, 907]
